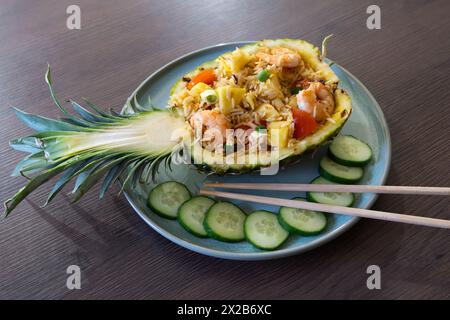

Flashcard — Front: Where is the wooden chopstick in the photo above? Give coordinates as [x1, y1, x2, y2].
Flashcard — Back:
[203, 182, 450, 196]
[199, 189, 450, 229]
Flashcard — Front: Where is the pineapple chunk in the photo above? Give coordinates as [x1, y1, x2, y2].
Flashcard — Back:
[229, 48, 252, 73]
[255, 104, 280, 121]
[218, 57, 232, 77]
[244, 92, 256, 110]
[217, 86, 246, 115]
[268, 121, 291, 148]
[189, 82, 211, 97]
[231, 87, 246, 104]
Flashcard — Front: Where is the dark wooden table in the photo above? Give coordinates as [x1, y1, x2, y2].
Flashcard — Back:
[1, 0, 449, 300]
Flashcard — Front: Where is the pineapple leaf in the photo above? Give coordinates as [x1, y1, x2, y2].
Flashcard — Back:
[99, 165, 120, 199]
[132, 159, 151, 187]
[109, 158, 135, 187]
[72, 155, 131, 203]
[148, 154, 167, 183]
[13, 108, 82, 132]
[10, 137, 43, 153]
[3, 154, 91, 217]
[139, 162, 151, 184]
[118, 157, 147, 194]
[44, 160, 88, 206]
[12, 151, 51, 177]
[72, 158, 107, 193]
[69, 100, 115, 124]
[109, 108, 129, 118]
[81, 98, 116, 118]
[132, 94, 154, 112]
[11, 151, 47, 177]
[101, 159, 133, 198]
[45, 64, 70, 116]
[60, 116, 93, 128]
[321, 34, 334, 58]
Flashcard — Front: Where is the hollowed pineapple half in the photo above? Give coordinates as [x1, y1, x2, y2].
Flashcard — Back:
[4, 39, 351, 215]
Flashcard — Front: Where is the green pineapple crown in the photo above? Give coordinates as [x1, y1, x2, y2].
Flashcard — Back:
[4, 66, 181, 217]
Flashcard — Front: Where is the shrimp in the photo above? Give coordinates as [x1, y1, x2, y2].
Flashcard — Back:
[190, 110, 231, 149]
[296, 82, 335, 122]
[256, 48, 301, 68]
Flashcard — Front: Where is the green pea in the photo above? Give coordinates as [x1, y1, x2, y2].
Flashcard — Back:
[257, 69, 270, 82]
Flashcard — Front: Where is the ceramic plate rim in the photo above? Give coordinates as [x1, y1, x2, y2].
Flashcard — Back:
[123, 41, 392, 260]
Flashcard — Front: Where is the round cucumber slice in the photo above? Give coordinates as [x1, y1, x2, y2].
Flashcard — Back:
[306, 176, 354, 207]
[278, 198, 327, 235]
[147, 181, 191, 219]
[329, 135, 372, 167]
[178, 196, 215, 237]
[245, 210, 289, 250]
[204, 202, 246, 242]
[319, 156, 364, 184]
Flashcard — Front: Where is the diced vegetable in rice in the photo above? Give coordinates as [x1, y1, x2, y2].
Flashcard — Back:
[170, 44, 338, 151]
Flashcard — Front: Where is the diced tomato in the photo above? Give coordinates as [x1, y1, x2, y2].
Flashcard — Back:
[187, 69, 216, 90]
[292, 107, 318, 139]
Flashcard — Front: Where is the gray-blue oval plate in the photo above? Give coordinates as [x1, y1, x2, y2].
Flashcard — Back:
[122, 41, 391, 260]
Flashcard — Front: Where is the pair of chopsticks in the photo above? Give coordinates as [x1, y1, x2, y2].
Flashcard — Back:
[200, 183, 450, 229]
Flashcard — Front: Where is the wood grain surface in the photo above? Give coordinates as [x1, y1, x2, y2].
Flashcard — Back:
[0, 0, 449, 299]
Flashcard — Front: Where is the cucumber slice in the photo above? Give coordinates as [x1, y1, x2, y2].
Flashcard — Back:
[245, 210, 289, 250]
[329, 135, 372, 167]
[319, 156, 364, 184]
[147, 181, 191, 219]
[204, 202, 246, 242]
[279, 198, 327, 235]
[178, 196, 215, 237]
[307, 176, 354, 207]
